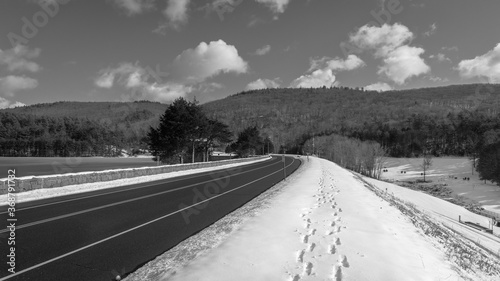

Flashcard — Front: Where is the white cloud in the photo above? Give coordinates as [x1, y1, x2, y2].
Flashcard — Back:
[95, 72, 115, 88]
[158, 0, 288, 30]
[442, 46, 458, 52]
[111, 0, 155, 15]
[0, 97, 26, 109]
[95, 63, 141, 88]
[95, 63, 188, 102]
[349, 23, 430, 84]
[378, 45, 430, 85]
[290, 69, 336, 88]
[0, 45, 41, 73]
[457, 43, 500, 83]
[424, 23, 437, 37]
[162, 0, 190, 29]
[254, 45, 271, 56]
[245, 78, 280, 90]
[247, 16, 265, 27]
[290, 55, 364, 88]
[124, 82, 193, 103]
[195, 82, 224, 94]
[309, 55, 365, 72]
[429, 76, 448, 83]
[171, 39, 248, 83]
[96, 63, 191, 102]
[349, 23, 413, 58]
[255, 0, 290, 13]
[96, 40, 247, 102]
[0, 75, 38, 97]
[365, 82, 393, 92]
[430, 53, 451, 63]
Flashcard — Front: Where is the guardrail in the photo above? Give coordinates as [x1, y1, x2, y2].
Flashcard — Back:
[0, 156, 270, 195]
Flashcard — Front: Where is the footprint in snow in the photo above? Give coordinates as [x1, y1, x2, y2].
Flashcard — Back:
[335, 237, 341, 245]
[332, 265, 342, 281]
[303, 262, 313, 276]
[338, 254, 350, 268]
[301, 235, 309, 243]
[290, 274, 301, 281]
[307, 243, 316, 252]
[296, 250, 305, 263]
[328, 244, 336, 254]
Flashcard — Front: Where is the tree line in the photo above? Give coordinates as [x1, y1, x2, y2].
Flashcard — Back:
[303, 134, 386, 179]
[225, 126, 274, 157]
[202, 85, 500, 158]
[0, 112, 124, 157]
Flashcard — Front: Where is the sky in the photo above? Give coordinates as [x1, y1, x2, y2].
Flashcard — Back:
[1, 0, 500, 108]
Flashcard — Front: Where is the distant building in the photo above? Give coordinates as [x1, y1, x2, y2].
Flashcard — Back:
[210, 151, 237, 161]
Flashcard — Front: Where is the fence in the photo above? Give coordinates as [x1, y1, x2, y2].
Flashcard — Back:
[0, 156, 270, 195]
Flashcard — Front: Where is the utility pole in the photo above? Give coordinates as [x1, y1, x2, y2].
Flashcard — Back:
[192, 126, 199, 163]
[282, 152, 286, 181]
[313, 135, 315, 156]
[192, 141, 195, 163]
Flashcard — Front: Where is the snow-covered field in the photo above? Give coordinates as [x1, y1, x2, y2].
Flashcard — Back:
[126, 157, 500, 281]
[380, 157, 500, 214]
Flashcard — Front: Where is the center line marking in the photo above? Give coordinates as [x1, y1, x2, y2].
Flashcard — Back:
[0, 158, 280, 233]
[0, 158, 298, 281]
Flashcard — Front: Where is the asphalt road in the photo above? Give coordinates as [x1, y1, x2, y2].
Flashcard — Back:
[0, 156, 301, 281]
[0, 157, 159, 178]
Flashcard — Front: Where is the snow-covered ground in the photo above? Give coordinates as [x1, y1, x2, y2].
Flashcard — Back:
[126, 157, 500, 281]
[0, 157, 270, 206]
[380, 157, 500, 214]
[6, 155, 498, 280]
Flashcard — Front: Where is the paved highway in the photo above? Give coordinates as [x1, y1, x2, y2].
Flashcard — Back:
[0, 156, 301, 281]
[0, 157, 159, 178]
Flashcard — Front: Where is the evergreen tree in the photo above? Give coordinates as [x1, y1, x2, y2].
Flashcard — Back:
[148, 98, 233, 163]
[477, 142, 500, 186]
[229, 126, 264, 157]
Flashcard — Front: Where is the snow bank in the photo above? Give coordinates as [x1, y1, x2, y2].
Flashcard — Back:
[126, 157, 497, 281]
[362, 176, 500, 256]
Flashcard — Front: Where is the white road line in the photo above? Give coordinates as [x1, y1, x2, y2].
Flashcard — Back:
[0, 158, 297, 281]
[0, 159, 279, 233]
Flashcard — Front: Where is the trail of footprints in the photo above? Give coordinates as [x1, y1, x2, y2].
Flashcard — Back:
[289, 164, 349, 281]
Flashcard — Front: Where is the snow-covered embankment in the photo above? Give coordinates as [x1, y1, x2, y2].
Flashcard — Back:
[127, 157, 499, 281]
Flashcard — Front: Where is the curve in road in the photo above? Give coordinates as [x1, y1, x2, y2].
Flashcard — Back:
[0, 155, 301, 281]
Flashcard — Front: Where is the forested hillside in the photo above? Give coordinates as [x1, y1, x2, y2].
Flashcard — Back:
[2, 84, 500, 159]
[0, 101, 167, 156]
[203, 84, 500, 157]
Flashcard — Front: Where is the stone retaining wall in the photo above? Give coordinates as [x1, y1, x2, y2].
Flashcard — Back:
[0, 156, 269, 195]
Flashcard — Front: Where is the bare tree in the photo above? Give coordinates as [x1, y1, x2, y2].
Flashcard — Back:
[421, 154, 433, 182]
[373, 144, 386, 179]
